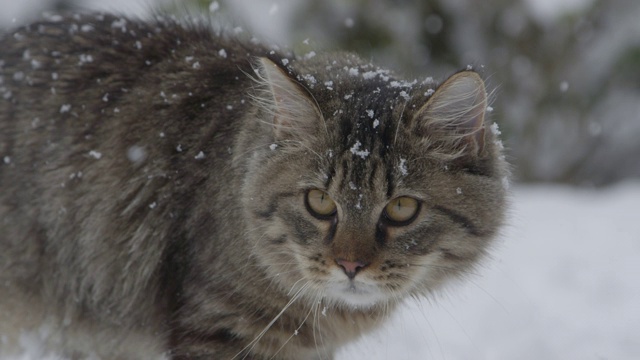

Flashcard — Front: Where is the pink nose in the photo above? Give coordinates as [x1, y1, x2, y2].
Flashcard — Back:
[336, 259, 368, 279]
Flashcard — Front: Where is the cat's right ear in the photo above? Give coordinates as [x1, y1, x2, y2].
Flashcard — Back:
[255, 58, 323, 141]
[410, 71, 488, 155]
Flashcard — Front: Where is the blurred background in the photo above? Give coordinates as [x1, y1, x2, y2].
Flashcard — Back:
[2, 0, 639, 187]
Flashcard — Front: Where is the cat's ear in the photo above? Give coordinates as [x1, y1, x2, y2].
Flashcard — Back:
[256, 58, 323, 141]
[411, 71, 488, 154]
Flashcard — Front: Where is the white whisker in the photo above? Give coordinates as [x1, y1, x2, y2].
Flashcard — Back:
[232, 281, 311, 360]
[269, 294, 316, 359]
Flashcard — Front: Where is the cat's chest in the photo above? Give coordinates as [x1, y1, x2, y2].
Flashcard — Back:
[289, 303, 388, 348]
[268, 308, 385, 360]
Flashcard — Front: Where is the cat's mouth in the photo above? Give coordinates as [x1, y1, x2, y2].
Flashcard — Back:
[324, 278, 387, 308]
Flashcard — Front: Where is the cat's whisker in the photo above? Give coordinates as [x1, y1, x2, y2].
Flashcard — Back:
[278, 139, 324, 161]
[286, 277, 309, 297]
[311, 294, 320, 356]
[393, 92, 410, 146]
[420, 263, 483, 277]
[405, 297, 445, 359]
[403, 260, 484, 277]
[268, 293, 316, 360]
[240, 139, 280, 154]
[310, 291, 326, 359]
[233, 281, 311, 360]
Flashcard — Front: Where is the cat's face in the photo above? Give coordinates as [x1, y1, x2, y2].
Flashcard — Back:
[241, 58, 507, 310]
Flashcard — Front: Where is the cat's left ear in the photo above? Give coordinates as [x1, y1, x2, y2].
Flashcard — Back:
[256, 58, 323, 141]
[411, 71, 488, 154]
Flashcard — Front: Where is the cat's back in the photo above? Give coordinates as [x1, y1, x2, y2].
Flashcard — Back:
[0, 13, 261, 323]
[0, 13, 260, 131]
[0, 13, 264, 212]
[0, 13, 251, 232]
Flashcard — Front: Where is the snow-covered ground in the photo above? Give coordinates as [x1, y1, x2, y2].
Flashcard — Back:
[339, 183, 640, 359]
[4, 183, 638, 359]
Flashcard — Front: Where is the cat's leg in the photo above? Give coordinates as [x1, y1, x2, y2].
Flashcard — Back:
[0, 285, 168, 359]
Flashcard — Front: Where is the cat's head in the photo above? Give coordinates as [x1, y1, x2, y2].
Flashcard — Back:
[240, 56, 508, 310]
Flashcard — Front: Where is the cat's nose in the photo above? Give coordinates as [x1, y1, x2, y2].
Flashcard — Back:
[336, 259, 368, 279]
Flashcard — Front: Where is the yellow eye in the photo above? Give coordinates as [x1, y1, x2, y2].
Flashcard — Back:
[306, 189, 337, 218]
[384, 197, 419, 224]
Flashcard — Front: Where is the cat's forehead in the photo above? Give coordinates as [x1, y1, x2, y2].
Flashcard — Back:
[288, 58, 429, 132]
[283, 54, 439, 189]
[314, 79, 426, 155]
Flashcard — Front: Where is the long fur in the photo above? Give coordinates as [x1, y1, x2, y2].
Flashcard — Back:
[0, 13, 508, 359]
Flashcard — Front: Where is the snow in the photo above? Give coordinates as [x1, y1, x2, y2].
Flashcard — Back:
[398, 158, 408, 176]
[80, 24, 94, 33]
[209, 1, 220, 13]
[524, 0, 594, 23]
[77, 54, 93, 65]
[349, 141, 370, 159]
[268, 3, 278, 16]
[301, 74, 316, 86]
[4, 183, 638, 359]
[362, 71, 377, 80]
[126, 145, 146, 163]
[489, 122, 501, 136]
[87, 150, 102, 159]
[344, 18, 355, 28]
[366, 109, 374, 118]
[338, 183, 640, 359]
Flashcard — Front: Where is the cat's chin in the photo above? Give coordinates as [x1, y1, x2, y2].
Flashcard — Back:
[323, 280, 388, 309]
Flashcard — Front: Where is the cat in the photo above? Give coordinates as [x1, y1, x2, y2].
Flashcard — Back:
[0, 12, 508, 360]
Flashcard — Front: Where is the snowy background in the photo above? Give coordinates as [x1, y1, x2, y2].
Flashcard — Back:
[338, 184, 640, 359]
[1, 0, 639, 359]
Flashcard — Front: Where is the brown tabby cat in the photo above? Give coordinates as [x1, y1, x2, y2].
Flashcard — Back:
[0, 12, 508, 359]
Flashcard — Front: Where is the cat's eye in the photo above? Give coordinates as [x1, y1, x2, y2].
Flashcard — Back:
[306, 189, 337, 219]
[383, 197, 420, 225]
